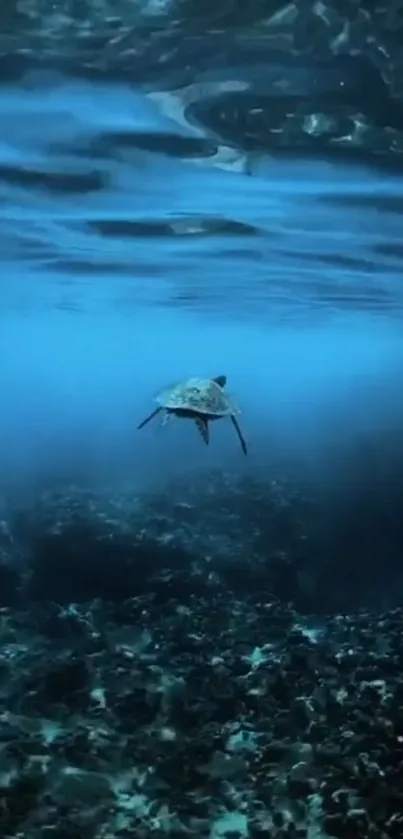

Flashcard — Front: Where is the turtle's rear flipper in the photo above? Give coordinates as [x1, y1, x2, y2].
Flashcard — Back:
[195, 417, 209, 445]
[137, 407, 162, 430]
[230, 415, 247, 455]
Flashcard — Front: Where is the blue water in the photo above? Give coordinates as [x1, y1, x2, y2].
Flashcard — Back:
[1, 12, 403, 502]
[2, 12, 403, 839]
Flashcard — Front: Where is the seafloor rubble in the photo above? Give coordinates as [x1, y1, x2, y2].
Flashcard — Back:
[0, 585, 403, 838]
[2, 466, 403, 613]
[0, 469, 402, 838]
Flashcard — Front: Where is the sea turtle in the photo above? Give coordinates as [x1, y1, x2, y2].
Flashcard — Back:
[137, 374, 247, 454]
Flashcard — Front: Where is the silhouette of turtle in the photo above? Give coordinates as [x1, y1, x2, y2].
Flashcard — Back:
[137, 374, 247, 454]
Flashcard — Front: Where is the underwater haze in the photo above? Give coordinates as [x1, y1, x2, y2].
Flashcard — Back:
[2, 301, 403, 493]
[1, 0, 403, 606]
[1, 73, 403, 493]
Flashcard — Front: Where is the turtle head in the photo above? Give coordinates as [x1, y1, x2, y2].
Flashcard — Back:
[213, 375, 227, 389]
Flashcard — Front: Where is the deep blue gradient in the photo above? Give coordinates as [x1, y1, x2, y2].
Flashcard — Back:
[0, 1, 403, 586]
[1, 70, 403, 496]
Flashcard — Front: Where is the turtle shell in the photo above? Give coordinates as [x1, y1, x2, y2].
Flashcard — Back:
[156, 377, 239, 416]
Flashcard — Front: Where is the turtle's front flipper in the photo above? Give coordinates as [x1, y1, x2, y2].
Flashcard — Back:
[230, 415, 248, 455]
[195, 416, 209, 445]
[137, 407, 162, 430]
